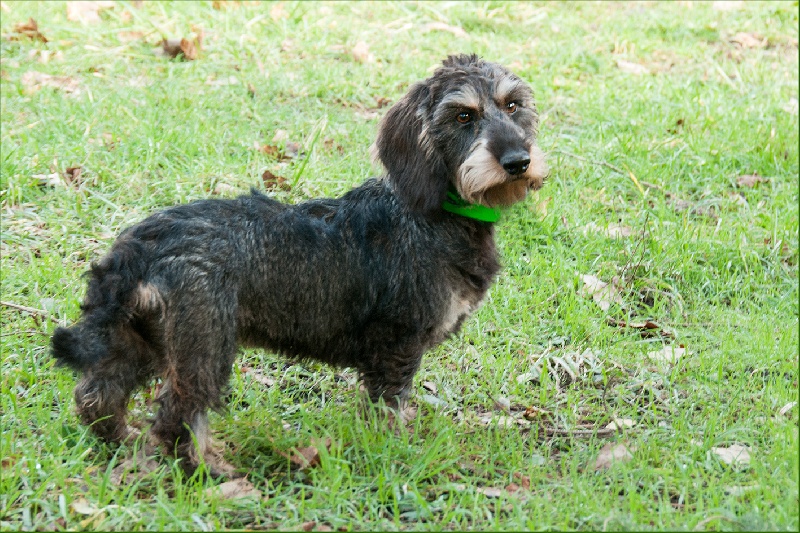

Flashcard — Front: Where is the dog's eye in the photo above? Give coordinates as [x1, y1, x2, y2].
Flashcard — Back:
[505, 102, 518, 114]
[456, 111, 473, 124]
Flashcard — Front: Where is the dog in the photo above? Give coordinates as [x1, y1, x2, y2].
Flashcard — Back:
[51, 54, 548, 477]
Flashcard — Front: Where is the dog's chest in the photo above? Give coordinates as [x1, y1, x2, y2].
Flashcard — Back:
[437, 288, 485, 338]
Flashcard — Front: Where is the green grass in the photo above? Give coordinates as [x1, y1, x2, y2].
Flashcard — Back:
[1, 1, 798, 530]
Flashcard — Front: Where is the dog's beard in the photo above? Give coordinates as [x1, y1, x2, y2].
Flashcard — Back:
[455, 142, 548, 208]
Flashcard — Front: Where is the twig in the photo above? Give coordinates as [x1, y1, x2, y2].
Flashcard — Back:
[544, 427, 620, 438]
[1, 300, 62, 325]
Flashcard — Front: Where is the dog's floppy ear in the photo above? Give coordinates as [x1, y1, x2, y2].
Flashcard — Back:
[375, 82, 449, 216]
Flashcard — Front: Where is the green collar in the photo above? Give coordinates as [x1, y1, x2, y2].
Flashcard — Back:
[441, 187, 501, 222]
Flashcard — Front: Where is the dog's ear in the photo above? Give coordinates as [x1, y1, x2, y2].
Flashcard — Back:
[375, 83, 449, 216]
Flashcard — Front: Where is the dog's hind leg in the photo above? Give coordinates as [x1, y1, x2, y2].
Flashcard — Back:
[74, 323, 159, 443]
[150, 295, 239, 478]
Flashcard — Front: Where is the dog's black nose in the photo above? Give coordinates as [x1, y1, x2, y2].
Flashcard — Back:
[500, 151, 531, 176]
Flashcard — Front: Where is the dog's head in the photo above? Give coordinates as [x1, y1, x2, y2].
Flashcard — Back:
[374, 54, 548, 216]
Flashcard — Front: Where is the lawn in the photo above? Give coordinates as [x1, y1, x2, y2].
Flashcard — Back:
[1, 1, 798, 531]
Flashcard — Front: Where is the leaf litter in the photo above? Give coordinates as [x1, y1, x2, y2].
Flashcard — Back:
[7, 18, 48, 42]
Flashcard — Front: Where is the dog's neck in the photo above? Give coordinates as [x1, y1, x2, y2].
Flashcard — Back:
[441, 186, 501, 222]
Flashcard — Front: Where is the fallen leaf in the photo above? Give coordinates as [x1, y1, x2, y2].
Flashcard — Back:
[476, 486, 504, 498]
[422, 21, 468, 38]
[269, 2, 288, 20]
[64, 166, 83, 187]
[160, 38, 198, 61]
[274, 437, 331, 470]
[422, 381, 437, 394]
[10, 18, 48, 42]
[213, 183, 237, 195]
[522, 405, 551, 419]
[647, 344, 689, 364]
[730, 32, 767, 49]
[736, 174, 768, 188]
[108, 450, 161, 486]
[204, 477, 263, 500]
[606, 318, 674, 339]
[513, 472, 531, 490]
[21, 71, 81, 95]
[350, 41, 374, 63]
[582, 221, 635, 239]
[605, 418, 636, 431]
[34, 172, 63, 188]
[272, 129, 289, 143]
[116, 30, 144, 42]
[261, 170, 291, 191]
[616, 59, 649, 75]
[212, 0, 241, 9]
[66, 1, 115, 24]
[710, 444, 751, 466]
[70, 498, 99, 515]
[241, 365, 276, 387]
[594, 442, 635, 470]
[301, 521, 316, 532]
[579, 273, 625, 312]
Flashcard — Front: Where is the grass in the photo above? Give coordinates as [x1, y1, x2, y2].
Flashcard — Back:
[1, 1, 798, 530]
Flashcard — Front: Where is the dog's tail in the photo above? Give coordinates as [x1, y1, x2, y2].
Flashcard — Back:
[52, 238, 153, 372]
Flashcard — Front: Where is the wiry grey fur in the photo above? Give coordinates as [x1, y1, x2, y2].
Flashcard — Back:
[51, 54, 548, 477]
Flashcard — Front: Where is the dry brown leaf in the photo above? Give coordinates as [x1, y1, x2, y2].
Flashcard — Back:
[117, 30, 144, 42]
[10, 18, 48, 42]
[594, 442, 635, 470]
[241, 365, 276, 387]
[64, 166, 83, 187]
[212, 0, 241, 9]
[70, 498, 99, 515]
[579, 273, 625, 312]
[522, 405, 551, 420]
[710, 444, 751, 466]
[108, 450, 161, 486]
[301, 522, 316, 532]
[513, 472, 531, 490]
[269, 2, 288, 21]
[730, 32, 767, 49]
[160, 38, 198, 61]
[350, 41, 374, 63]
[261, 170, 291, 191]
[647, 344, 689, 364]
[736, 174, 768, 188]
[21, 71, 81, 95]
[606, 318, 674, 339]
[616, 59, 649, 75]
[273, 437, 331, 470]
[66, 1, 115, 24]
[422, 21, 468, 38]
[204, 477, 263, 500]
